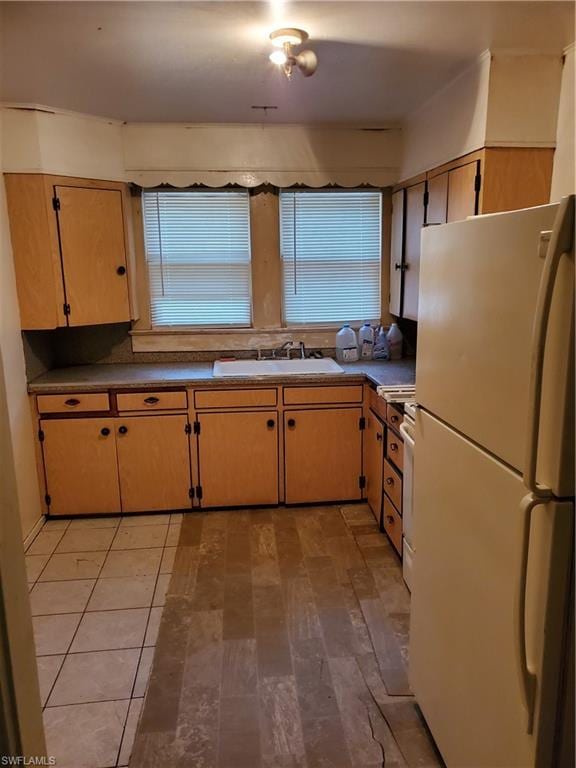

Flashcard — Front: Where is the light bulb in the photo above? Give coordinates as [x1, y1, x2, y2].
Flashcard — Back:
[269, 50, 288, 66]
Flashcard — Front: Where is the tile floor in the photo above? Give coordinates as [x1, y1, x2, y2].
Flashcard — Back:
[25, 512, 182, 768]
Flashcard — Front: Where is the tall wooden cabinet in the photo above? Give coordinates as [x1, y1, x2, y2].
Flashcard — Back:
[390, 147, 554, 320]
[5, 174, 133, 329]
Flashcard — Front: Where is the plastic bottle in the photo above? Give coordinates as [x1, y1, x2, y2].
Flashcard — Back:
[386, 322, 403, 360]
[373, 326, 389, 360]
[358, 323, 374, 360]
[335, 324, 359, 363]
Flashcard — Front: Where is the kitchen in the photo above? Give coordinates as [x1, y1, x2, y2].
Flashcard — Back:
[0, 2, 574, 767]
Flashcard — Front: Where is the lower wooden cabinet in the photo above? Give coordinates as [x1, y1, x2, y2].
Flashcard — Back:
[115, 415, 191, 513]
[40, 418, 121, 516]
[363, 409, 384, 523]
[196, 411, 279, 508]
[284, 407, 363, 504]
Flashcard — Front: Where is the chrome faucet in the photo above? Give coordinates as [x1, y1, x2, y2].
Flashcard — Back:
[275, 341, 294, 360]
[298, 341, 306, 359]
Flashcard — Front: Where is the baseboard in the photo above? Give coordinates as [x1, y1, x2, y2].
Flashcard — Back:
[23, 515, 46, 551]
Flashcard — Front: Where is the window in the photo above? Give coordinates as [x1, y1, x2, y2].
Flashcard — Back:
[280, 189, 382, 325]
[142, 189, 252, 327]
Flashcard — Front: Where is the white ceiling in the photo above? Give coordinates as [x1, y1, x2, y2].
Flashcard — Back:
[1, 1, 573, 123]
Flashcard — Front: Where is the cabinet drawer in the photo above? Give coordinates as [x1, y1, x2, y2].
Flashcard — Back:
[387, 404, 403, 431]
[37, 392, 110, 414]
[383, 496, 402, 556]
[368, 387, 387, 421]
[383, 458, 402, 511]
[386, 430, 404, 472]
[194, 388, 277, 409]
[117, 391, 187, 412]
[283, 385, 363, 406]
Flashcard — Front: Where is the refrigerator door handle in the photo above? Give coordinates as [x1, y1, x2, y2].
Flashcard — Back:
[516, 491, 552, 734]
[524, 195, 574, 496]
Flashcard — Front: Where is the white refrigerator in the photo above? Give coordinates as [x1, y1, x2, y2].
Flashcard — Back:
[410, 197, 574, 767]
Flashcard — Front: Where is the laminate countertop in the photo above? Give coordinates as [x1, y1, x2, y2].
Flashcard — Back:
[27, 359, 416, 394]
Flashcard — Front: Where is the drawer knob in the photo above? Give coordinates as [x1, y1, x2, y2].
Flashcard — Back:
[144, 396, 160, 405]
[100, 427, 110, 437]
[287, 418, 296, 428]
[65, 398, 80, 407]
[376, 433, 383, 441]
[116, 266, 126, 276]
[386, 515, 395, 524]
[267, 419, 275, 429]
[391, 415, 399, 424]
[385, 477, 394, 485]
[390, 442, 398, 451]
[118, 425, 128, 435]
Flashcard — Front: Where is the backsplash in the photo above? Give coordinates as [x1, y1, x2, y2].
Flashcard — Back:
[22, 323, 339, 380]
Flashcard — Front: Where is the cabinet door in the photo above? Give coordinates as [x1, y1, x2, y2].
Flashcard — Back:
[446, 161, 479, 223]
[284, 408, 362, 504]
[426, 173, 448, 225]
[389, 189, 405, 316]
[402, 182, 426, 321]
[115, 415, 191, 513]
[41, 418, 120, 516]
[197, 411, 279, 507]
[56, 186, 130, 326]
[363, 409, 384, 523]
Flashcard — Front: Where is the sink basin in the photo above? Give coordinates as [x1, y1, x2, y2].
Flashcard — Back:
[213, 358, 344, 377]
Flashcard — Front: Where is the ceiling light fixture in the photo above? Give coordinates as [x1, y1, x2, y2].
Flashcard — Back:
[268, 27, 318, 79]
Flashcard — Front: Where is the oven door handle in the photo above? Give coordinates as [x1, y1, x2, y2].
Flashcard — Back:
[399, 421, 415, 449]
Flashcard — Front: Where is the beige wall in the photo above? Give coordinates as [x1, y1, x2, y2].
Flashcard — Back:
[400, 50, 563, 181]
[0, 111, 43, 539]
[399, 51, 491, 180]
[550, 44, 575, 201]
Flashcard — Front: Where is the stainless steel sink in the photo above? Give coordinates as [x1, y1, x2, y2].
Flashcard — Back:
[213, 358, 344, 377]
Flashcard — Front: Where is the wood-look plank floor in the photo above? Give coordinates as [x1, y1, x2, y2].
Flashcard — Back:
[130, 505, 443, 768]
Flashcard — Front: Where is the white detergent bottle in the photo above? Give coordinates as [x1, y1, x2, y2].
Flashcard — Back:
[336, 324, 358, 363]
[373, 326, 389, 360]
[358, 323, 374, 360]
[386, 322, 403, 360]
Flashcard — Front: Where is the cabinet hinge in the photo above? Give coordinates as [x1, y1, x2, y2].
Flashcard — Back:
[359, 475, 366, 490]
[188, 487, 195, 499]
[38, 429, 45, 442]
[359, 416, 366, 431]
[63, 303, 71, 316]
[474, 173, 482, 192]
[196, 485, 203, 500]
[44, 493, 51, 506]
[185, 423, 192, 435]
[52, 196, 60, 211]
[193, 421, 201, 435]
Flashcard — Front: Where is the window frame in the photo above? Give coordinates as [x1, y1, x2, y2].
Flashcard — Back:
[279, 188, 383, 328]
[141, 187, 253, 330]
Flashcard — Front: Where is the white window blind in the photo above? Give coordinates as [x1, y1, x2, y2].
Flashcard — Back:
[280, 190, 382, 325]
[142, 189, 252, 327]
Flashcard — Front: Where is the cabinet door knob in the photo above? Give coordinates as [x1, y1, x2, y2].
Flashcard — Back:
[118, 425, 128, 435]
[394, 262, 402, 271]
[386, 515, 395, 524]
[65, 398, 80, 407]
[144, 396, 159, 405]
[390, 442, 398, 451]
[116, 266, 126, 276]
[287, 418, 296, 428]
[100, 427, 110, 436]
[267, 419, 275, 429]
[376, 433, 383, 441]
[385, 477, 393, 485]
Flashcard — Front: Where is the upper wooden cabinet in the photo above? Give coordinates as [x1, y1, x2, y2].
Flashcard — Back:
[390, 147, 554, 320]
[5, 174, 133, 329]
